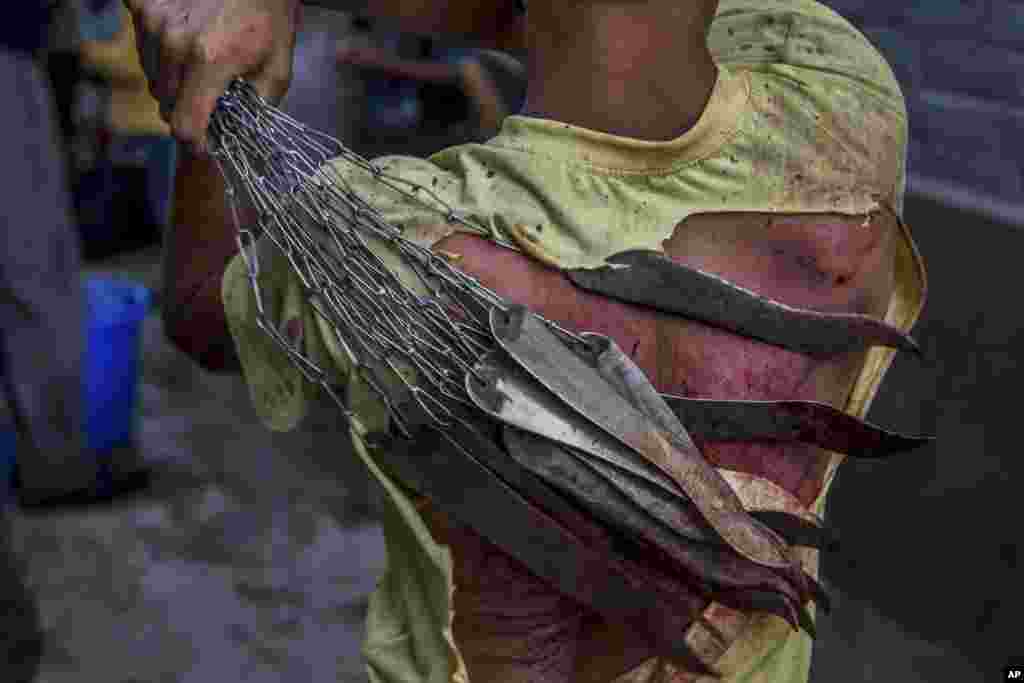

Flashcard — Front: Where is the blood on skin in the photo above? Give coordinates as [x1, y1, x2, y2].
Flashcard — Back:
[423, 210, 897, 681]
[434, 209, 896, 507]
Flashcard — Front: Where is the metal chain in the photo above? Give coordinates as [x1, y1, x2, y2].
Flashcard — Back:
[206, 79, 585, 439]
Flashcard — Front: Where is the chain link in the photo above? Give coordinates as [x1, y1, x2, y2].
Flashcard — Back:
[206, 79, 585, 438]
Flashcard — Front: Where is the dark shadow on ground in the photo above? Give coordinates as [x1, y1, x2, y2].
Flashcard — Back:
[0, 519, 44, 683]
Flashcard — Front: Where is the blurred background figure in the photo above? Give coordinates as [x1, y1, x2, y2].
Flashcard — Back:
[0, 4, 92, 681]
[337, 23, 526, 144]
[1, 2, 166, 675]
[74, 2, 175, 261]
[340, 18, 423, 132]
[1, 0, 160, 512]
[2, 0, 99, 510]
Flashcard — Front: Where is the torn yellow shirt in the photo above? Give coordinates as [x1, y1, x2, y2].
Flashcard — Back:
[221, 1, 926, 682]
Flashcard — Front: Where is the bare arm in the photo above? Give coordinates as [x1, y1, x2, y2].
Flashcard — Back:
[142, 0, 524, 372]
[161, 149, 243, 374]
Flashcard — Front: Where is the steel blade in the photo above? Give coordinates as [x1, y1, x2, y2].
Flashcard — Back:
[490, 304, 795, 571]
[567, 249, 919, 356]
[660, 395, 934, 458]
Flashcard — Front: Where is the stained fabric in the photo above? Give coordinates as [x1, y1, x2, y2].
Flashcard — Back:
[221, 1, 926, 681]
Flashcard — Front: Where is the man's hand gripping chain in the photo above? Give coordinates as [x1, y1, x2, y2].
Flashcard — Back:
[207, 79, 933, 676]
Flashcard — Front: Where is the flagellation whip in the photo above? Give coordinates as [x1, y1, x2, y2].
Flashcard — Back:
[204, 78, 931, 669]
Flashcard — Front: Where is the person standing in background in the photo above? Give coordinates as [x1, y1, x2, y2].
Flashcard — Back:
[78, 1, 177, 259]
[337, 37, 526, 142]
[0, 5, 89, 681]
[1, 0, 151, 509]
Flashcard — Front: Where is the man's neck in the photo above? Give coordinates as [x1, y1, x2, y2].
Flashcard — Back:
[521, 1, 718, 142]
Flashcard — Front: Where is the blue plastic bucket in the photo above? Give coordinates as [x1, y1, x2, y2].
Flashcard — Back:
[83, 277, 152, 455]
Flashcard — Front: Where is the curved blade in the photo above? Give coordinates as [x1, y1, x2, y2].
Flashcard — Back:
[503, 424, 717, 550]
[567, 249, 919, 357]
[659, 395, 934, 458]
[466, 350, 682, 498]
[367, 421, 713, 673]
[804, 571, 832, 615]
[468, 352, 833, 551]
[490, 304, 795, 571]
[504, 427, 819, 614]
[749, 510, 838, 552]
[714, 589, 806, 636]
[554, 334, 838, 552]
[581, 332, 693, 452]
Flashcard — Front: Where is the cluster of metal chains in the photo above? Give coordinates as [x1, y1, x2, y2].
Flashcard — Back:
[206, 79, 584, 438]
